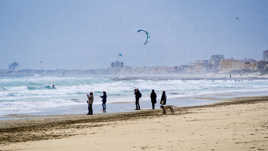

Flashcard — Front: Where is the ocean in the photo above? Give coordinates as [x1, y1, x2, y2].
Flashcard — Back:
[1, 75, 268, 118]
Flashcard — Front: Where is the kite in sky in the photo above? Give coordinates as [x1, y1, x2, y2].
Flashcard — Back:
[137, 29, 150, 45]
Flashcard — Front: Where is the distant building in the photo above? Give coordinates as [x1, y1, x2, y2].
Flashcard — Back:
[243, 58, 257, 63]
[209, 55, 224, 72]
[257, 61, 268, 73]
[176, 65, 194, 73]
[192, 60, 209, 72]
[219, 59, 257, 72]
[263, 50, 268, 61]
[111, 60, 124, 68]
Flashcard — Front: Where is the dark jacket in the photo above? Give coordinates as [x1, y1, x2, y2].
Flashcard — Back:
[150, 91, 157, 103]
[160, 93, 166, 105]
[100, 93, 107, 104]
[135, 90, 142, 100]
[87, 94, 94, 105]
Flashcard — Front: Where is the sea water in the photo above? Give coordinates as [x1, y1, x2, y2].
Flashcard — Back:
[0, 75, 268, 118]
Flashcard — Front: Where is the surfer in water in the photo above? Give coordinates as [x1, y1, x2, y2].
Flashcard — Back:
[45, 84, 56, 89]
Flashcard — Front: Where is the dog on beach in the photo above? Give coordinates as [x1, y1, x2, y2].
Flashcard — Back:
[160, 105, 175, 114]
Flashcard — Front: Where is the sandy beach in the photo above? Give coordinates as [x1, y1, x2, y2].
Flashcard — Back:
[1, 96, 268, 151]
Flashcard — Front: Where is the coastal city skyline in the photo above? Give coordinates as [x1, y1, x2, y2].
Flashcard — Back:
[1, 0, 268, 69]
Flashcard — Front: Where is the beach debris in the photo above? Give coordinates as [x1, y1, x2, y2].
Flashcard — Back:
[137, 29, 150, 45]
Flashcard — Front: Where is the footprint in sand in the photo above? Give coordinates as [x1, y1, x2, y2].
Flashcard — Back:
[140, 146, 149, 150]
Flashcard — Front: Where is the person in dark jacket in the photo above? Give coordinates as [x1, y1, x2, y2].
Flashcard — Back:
[150, 89, 157, 109]
[100, 91, 107, 113]
[86, 92, 94, 115]
[160, 91, 167, 106]
[134, 88, 142, 110]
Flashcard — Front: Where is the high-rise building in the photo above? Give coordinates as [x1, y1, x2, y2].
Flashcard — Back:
[263, 50, 268, 61]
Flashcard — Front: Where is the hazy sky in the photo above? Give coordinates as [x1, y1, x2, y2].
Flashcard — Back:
[0, 0, 268, 69]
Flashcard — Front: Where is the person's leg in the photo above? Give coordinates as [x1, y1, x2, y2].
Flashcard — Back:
[152, 103, 155, 110]
[135, 100, 138, 110]
[88, 106, 90, 115]
[91, 104, 93, 115]
[137, 100, 140, 110]
[90, 104, 93, 115]
[102, 103, 106, 112]
[161, 105, 166, 114]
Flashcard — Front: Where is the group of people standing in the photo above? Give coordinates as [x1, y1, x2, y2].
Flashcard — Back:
[86, 89, 167, 115]
[86, 91, 107, 115]
[135, 89, 167, 110]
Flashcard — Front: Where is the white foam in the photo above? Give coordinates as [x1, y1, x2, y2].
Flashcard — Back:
[1, 76, 268, 116]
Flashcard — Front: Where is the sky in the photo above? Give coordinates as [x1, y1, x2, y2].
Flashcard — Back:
[0, 0, 268, 69]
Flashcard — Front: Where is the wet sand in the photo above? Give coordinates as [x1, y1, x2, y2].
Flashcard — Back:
[1, 96, 268, 151]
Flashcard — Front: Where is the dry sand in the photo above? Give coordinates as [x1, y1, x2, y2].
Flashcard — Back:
[1, 96, 268, 151]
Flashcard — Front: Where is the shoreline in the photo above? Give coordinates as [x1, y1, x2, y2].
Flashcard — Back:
[1, 89, 267, 120]
[0, 95, 220, 120]
[1, 95, 268, 145]
[1, 96, 268, 129]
